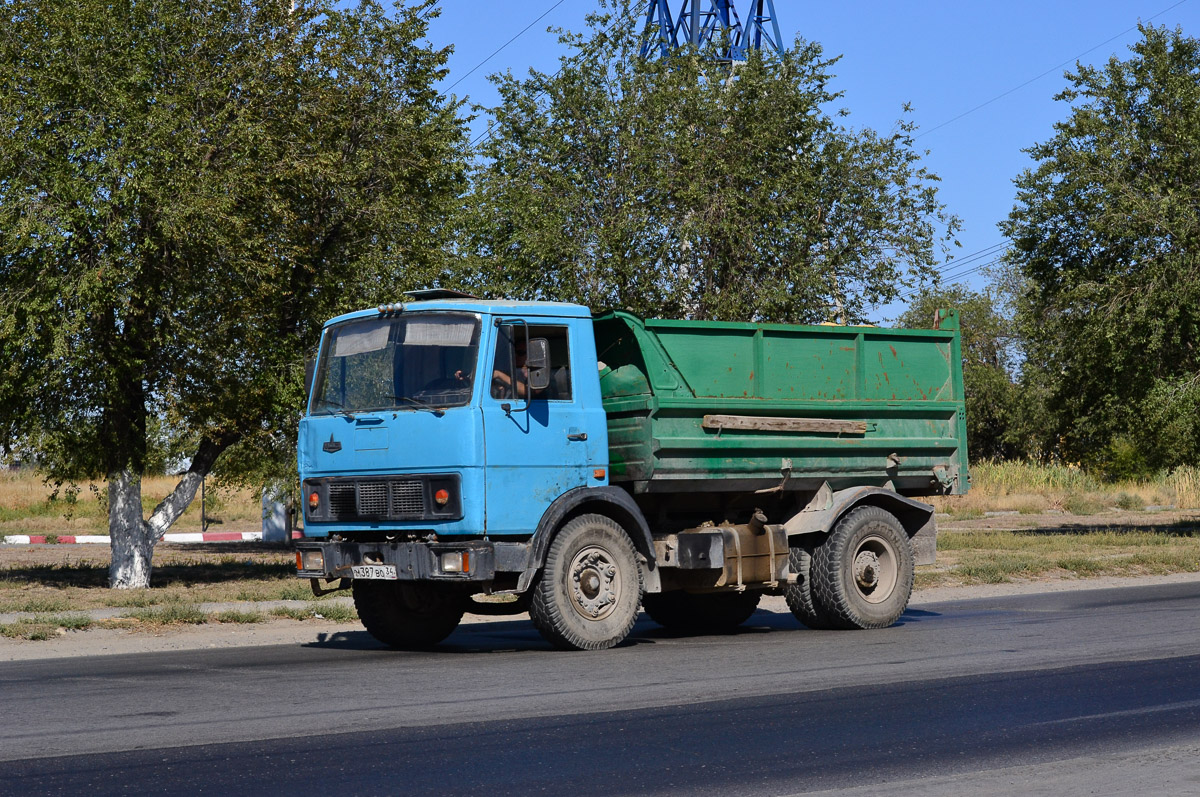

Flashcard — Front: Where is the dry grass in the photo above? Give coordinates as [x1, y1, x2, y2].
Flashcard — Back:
[916, 528, 1200, 588]
[270, 602, 357, 622]
[0, 613, 94, 641]
[0, 470, 262, 536]
[931, 461, 1200, 516]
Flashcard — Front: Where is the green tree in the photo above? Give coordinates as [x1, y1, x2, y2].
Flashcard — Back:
[0, 0, 467, 586]
[1001, 25, 1200, 471]
[897, 285, 1033, 461]
[462, 0, 959, 324]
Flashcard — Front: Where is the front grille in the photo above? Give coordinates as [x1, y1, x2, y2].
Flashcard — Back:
[329, 483, 356, 517]
[316, 478, 434, 521]
[391, 480, 424, 517]
[358, 482, 389, 515]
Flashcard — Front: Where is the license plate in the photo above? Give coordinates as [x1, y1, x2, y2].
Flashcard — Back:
[351, 564, 398, 580]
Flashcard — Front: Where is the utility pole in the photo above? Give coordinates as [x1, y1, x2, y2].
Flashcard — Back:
[639, 0, 784, 63]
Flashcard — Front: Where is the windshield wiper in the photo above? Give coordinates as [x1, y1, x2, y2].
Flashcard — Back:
[314, 399, 355, 417]
[394, 396, 445, 416]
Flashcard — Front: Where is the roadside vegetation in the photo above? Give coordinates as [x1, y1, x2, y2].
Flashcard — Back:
[0, 601, 359, 641]
[932, 461, 1200, 518]
[920, 530, 1200, 589]
[0, 471, 262, 538]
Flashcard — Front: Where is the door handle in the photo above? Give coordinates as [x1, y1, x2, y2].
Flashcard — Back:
[567, 432, 588, 442]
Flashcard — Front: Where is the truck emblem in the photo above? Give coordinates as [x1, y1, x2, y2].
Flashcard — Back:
[323, 435, 342, 453]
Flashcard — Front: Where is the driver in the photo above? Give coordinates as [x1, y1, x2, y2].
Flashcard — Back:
[491, 341, 528, 399]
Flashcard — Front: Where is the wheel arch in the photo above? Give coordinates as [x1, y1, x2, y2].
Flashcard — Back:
[783, 486, 937, 566]
[516, 486, 656, 592]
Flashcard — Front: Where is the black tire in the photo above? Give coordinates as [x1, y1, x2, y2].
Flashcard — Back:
[643, 590, 761, 634]
[352, 580, 465, 649]
[784, 542, 838, 630]
[530, 514, 643, 651]
[811, 505, 914, 630]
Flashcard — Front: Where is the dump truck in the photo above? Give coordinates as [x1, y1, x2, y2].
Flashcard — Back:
[294, 291, 968, 650]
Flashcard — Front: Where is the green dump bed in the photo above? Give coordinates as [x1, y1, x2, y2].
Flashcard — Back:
[593, 310, 968, 497]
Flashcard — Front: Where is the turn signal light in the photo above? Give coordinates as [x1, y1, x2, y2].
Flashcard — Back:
[434, 488, 450, 506]
[441, 551, 470, 573]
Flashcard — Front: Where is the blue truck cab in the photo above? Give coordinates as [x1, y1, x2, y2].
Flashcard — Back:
[295, 293, 653, 650]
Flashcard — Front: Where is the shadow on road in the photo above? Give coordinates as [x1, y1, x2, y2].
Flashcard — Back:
[302, 606, 943, 655]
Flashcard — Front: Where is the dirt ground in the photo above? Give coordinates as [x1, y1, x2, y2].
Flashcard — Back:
[0, 541, 292, 570]
[939, 508, 1200, 533]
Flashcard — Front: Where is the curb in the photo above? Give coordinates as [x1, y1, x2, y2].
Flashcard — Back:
[1, 531, 305, 545]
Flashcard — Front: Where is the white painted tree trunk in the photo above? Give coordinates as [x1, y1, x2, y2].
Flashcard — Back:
[107, 456, 214, 589]
[108, 469, 155, 589]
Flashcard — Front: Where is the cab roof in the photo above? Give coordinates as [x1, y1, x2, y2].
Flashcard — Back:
[323, 299, 593, 328]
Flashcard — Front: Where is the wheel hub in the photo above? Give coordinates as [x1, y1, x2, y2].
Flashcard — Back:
[854, 550, 880, 590]
[569, 547, 621, 620]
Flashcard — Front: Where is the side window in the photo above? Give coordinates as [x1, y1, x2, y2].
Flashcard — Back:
[490, 324, 573, 401]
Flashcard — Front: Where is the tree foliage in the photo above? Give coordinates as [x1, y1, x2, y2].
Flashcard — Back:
[897, 285, 1027, 461]
[0, 0, 467, 585]
[1001, 25, 1200, 471]
[461, 0, 959, 324]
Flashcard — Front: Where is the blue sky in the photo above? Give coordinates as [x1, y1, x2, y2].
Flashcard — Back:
[423, 0, 1199, 322]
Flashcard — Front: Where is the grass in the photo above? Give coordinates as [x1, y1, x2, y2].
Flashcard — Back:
[213, 610, 267, 624]
[0, 614, 94, 640]
[917, 529, 1200, 588]
[932, 460, 1200, 517]
[0, 470, 263, 536]
[123, 603, 208, 626]
[271, 602, 357, 622]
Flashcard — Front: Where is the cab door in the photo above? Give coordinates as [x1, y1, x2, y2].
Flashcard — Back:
[481, 319, 591, 536]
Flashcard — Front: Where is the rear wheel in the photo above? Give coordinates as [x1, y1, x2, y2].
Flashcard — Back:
[643, 590, 761, 634]
[352, 580, 465, 649]
[530, 514, 643, 651]
[784, 542, 837, 630]
[811, 506, 914, 630]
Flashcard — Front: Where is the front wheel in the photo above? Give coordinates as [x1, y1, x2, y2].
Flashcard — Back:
[811, 506, 914, 630]
[352, 580, 465, 649]
[530, 514, 643, 651]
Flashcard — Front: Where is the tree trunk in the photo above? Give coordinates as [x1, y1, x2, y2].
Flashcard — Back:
[106, 437, 232, 588]
[108, 468, 156, 589]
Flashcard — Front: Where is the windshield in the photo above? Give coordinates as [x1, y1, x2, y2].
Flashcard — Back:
[310, 313, 481, 414]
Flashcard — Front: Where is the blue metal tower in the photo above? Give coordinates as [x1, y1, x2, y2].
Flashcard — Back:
[640, 0, 785, 62]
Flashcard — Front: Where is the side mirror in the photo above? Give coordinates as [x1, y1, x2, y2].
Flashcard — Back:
[526, 338, 550, 391]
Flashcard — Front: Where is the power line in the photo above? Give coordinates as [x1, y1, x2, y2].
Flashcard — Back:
[445, 0, 568, 93]
[895, 257, 1005, 303]
[934, 241, 1009, 278]
[871, 240, 1011, 307]
[916, 0, 1191, 139]
[470, 8, 636, 149]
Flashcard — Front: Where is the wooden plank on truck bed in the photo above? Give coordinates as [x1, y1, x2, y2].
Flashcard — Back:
[702, 415, 868, 435]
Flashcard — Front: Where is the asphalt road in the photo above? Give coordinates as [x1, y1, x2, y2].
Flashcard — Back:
[3, 582, 1200, 796]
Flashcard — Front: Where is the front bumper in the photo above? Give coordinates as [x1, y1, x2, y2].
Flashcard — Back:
[295, 539, 532, 583]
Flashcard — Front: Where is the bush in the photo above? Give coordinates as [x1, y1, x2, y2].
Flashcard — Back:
[1115, 492, 1145, 511]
